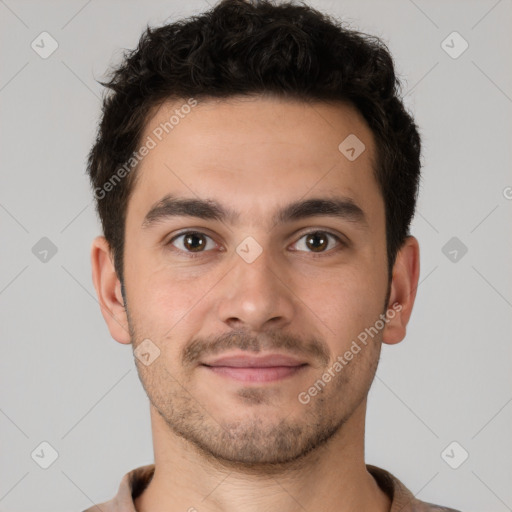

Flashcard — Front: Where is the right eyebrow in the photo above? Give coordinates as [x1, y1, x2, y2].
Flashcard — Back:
[141, 194, 239, 229]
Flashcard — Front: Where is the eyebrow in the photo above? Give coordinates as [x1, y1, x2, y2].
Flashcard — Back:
[141, 193, 369, 230]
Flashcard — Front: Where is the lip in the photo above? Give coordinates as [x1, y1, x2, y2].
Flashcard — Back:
[201, 353, 308, 383]
[202, 353, 307, 368]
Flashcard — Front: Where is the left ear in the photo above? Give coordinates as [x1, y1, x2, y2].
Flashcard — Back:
[382, 235, 420, 345]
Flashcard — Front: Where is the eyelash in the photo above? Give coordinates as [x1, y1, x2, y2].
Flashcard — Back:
[166, 230, 346, 259]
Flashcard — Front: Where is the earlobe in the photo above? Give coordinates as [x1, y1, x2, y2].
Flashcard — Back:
[382, 236, 420, 346]
[90, 236, 131, 344]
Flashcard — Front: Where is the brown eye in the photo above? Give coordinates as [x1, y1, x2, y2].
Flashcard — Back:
[292, 230, 342, 253]
[169, 231, 215, 253]
[305, 232, 329, 252]
[183, 233, 206, 252]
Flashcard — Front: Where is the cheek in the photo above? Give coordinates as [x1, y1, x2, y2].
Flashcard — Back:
[125, 240, 201, 315]
[308, 264, 387, 344]
[125, 262, 222, 356]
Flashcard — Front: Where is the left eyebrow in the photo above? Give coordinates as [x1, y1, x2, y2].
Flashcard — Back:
[141, 194, 369, 230]
[275, 196, 369, 229]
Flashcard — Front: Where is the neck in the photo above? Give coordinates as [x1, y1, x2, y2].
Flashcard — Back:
[134, 400, 391, 512]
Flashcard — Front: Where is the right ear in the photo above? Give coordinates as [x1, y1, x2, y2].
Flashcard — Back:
[90, 235, 131, 344]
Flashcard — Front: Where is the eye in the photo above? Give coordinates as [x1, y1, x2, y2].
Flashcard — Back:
[166, 229, 345, 258]
[168, 231, 217, 255]
[290, 230, 344, 254]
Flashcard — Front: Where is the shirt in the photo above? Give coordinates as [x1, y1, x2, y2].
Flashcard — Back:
[82, 463, 462, 512]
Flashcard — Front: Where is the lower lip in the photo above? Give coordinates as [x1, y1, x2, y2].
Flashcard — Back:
[203, 365, 307, 383]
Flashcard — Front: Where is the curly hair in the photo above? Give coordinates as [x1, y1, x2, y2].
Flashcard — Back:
[87, 0, 421, 290]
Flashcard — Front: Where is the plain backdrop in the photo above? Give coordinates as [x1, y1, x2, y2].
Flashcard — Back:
[1, 1, 511, 511]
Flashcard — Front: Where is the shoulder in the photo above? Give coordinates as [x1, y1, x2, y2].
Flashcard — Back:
[366, 464, 463, 512]
[80, 464, 155, 512]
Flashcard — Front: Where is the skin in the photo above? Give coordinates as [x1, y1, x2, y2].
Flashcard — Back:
[91, 95, 420, 512]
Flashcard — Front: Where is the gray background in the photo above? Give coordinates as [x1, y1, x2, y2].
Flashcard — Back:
[1, 0, 511, 510]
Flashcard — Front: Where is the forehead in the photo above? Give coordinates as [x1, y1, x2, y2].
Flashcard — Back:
[127, 95, 383, 229]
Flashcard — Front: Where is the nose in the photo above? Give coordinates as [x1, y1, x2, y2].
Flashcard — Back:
[215, 244, 296, 333]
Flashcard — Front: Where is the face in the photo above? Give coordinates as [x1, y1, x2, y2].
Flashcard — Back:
[111, 96, 397, 467]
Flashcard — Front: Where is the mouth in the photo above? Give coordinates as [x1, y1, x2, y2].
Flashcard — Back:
[200, 353, 309, 383]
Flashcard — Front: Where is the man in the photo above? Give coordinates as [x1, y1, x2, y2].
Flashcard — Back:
[85, 0, 461, 510]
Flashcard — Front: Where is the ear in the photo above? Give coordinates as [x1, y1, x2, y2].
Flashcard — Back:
[90, 235, 131, 344]
[382, 235, 420, 345]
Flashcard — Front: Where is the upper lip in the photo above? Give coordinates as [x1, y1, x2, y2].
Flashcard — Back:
[201, 353, 307, 368]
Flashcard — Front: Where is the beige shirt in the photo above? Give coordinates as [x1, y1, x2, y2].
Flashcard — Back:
[82, 464, 461, 512]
